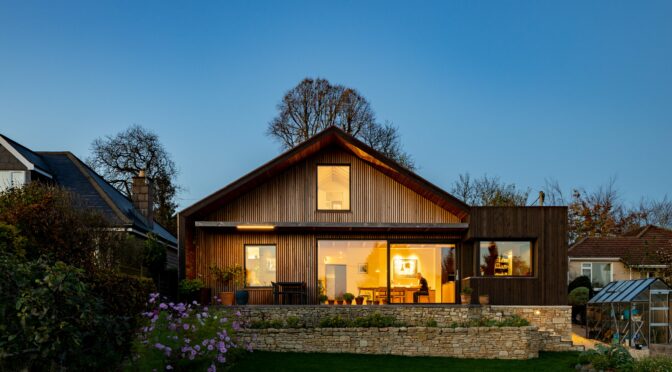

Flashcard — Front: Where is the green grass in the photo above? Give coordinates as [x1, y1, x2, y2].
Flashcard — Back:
[231, 351, 580, 372]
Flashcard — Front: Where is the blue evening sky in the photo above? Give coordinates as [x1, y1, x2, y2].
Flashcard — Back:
[1, 1, 670, 210]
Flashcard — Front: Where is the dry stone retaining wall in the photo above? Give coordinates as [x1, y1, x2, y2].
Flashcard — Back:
[238, 326, 541, 359]
[233, 305, 573, 350]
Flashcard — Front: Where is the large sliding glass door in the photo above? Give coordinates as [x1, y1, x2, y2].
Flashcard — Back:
[390, 244, 456, 304]
[317, 240, 457, 304]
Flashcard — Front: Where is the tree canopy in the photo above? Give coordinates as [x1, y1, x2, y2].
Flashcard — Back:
[267, 77, 415, 169]
[87, 125, 179, 233]
[450, 173, 530, 206]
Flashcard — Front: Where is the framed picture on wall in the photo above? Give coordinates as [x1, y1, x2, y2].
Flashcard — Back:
[358, 263, 368, 274]
[394, 258, 417, 278]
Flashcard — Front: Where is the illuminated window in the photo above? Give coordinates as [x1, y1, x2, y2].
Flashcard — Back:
[479, 241, 533, 277]
[317, 165, 350, 210]
[245, 245, 276, 287]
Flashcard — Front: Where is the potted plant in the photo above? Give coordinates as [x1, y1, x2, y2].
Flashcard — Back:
[317, 280, 328, 304]
[343, 293, 355, 305]
[479, 293, 490, 306]
[355, 295, 365, 305]
[209, 264, 234, 306]
[460, 287, 473, 304]
[318, 294, 328, 304]
[336, 294, 344, 305]
[328, 298, 335, 305]
[228, 264, 248, 305]
[179, 278, 207, 304]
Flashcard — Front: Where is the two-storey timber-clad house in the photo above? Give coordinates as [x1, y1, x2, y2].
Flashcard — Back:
[179, 127, 568, 305]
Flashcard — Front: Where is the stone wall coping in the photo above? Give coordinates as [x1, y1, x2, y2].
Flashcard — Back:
[241, 326, 539, 332]
[230, 304, 569, 309]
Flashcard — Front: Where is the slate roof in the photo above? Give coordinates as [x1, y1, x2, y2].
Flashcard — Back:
[0, 134, 52, 174]
[569, 226, 672, 267]
[0, 135, 176, 247]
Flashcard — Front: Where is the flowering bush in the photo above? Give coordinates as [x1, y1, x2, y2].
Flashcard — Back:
[131, 293, 251, 371]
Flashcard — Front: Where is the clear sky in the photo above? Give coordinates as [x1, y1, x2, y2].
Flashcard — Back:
[1, 1, 670, 210]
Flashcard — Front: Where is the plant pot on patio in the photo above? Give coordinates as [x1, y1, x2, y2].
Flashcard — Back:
[479, 294, 490, 306]
[460, 287, 473, 305]
[235, 289, 249, 305]
[336, 300, 344, 305]
[355, 296, 365, 305]
[219, 291, 235, 306]
[328, 299, 335, 305]
[343, 293, 354, 305]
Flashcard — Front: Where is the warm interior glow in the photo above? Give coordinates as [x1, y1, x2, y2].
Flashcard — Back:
[317, 165, 350, 210]
[236, 224, 275, 231]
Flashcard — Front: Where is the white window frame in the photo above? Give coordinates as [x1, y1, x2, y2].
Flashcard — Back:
[581, 262, 614, 290]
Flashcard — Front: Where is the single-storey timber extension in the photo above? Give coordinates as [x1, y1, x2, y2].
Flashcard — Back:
[178, 126, 568, 306]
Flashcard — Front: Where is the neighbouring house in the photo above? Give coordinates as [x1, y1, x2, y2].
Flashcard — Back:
[179, 126, 568, 305]
[568, 225, 672, 289]
[0, 134, 178, 273]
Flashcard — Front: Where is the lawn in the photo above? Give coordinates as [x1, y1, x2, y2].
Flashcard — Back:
[232, 351, 580, 372]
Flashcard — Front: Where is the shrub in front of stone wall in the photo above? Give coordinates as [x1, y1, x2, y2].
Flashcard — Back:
[632, 356, 672, 372]
[318, 312, 406, 328]
[449, 315, 530, 328]
[577, 343, 634, 371]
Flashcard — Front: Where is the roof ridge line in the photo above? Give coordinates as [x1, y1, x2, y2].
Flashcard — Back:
[64, 152, 133, 225]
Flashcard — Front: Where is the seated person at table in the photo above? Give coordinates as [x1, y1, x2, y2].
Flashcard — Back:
[413, 272, 429, 303]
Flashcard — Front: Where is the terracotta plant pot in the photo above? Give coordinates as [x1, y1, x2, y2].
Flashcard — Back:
[336, 300, 344, 305]
[355, 297, 365, 305]
[345, 299, 353, 305]
[219, 291, 235, 306]
[328, 299, 335, 305]
[460, 294, 471, 304]
[373, 300, 380, 305]
[479, 295, 490, 306]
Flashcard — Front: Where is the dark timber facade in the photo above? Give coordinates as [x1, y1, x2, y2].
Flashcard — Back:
[179, 127, 567, 305]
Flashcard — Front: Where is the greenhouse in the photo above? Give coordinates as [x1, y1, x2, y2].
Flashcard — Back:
[587, 278, 672, 347]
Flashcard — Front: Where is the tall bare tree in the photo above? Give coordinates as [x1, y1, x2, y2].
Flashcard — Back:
[267, 77, 414, 169]
[450, 173, 530, 206]
[87, 125, 179, 233]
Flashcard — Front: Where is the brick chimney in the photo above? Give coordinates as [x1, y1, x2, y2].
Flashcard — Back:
[132, 170, 154, 228]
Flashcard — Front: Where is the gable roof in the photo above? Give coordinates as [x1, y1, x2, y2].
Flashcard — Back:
[38, 152, 177, 246]
[569, 226, 672, 267]
[0, 134, 176, 247]
[180, 126, 470, 220]
[0, 134, 52, 177]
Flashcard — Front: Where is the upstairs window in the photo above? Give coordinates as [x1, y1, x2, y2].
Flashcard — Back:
[317, 165, 350, 210]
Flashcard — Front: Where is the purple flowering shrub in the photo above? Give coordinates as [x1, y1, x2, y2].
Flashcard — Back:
[131, 293, 251, 371]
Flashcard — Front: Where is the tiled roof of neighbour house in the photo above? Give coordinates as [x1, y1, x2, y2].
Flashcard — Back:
[38, 152, 177, 247]
[569, 226, 672, 267]
[0, 134, 53, 175]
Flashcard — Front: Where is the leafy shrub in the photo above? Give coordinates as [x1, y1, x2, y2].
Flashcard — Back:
[0, 254, 129, 371]
[249, 319, 285, 329]
[461, 287, 473, 294]
[317, 312, 406, 328]
[285, 316, 302, 328]
[449, 315, 529, 328]
[342, 293, 355, 301]
[351, 312, 405, 327]
[425, 319, 438, 327]
[569, 275, 594, 297]
[142, 234, 167, 276]
[633, 356, 672, 372]
[319, 315, 352, 328]
[131, 293, 250, 371]
[569, 287, 590, 306]
[179, 278, 205, 294]
[578, 343, 634, 371]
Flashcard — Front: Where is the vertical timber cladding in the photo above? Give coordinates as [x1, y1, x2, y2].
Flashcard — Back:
[195, 231, 461, 304]
[464, 207, 568, 305]
[205, 147, 462, 224]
